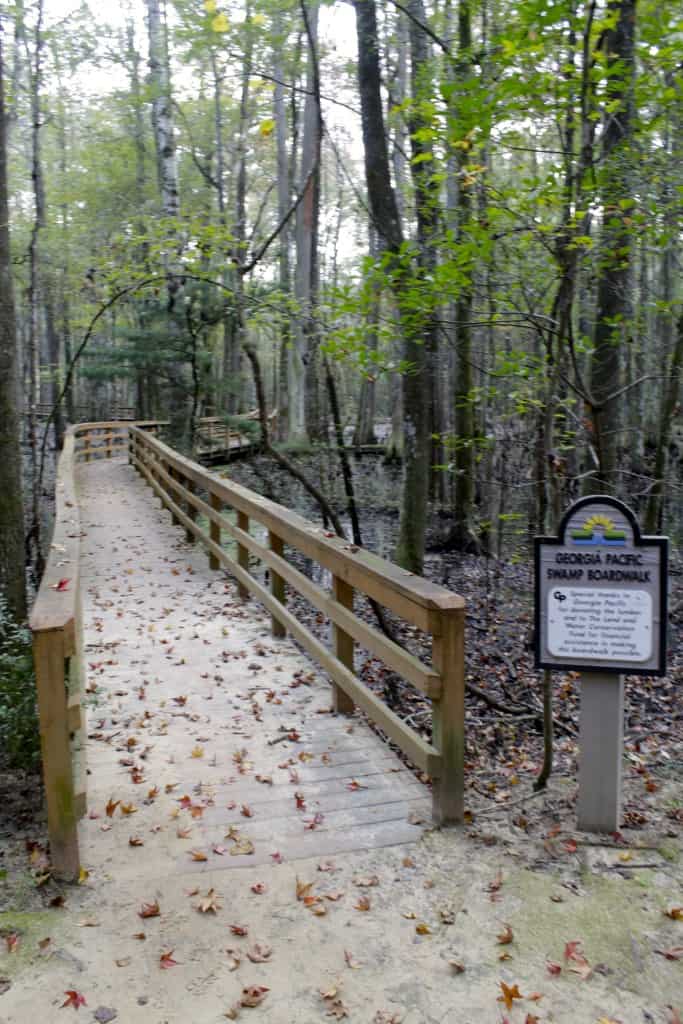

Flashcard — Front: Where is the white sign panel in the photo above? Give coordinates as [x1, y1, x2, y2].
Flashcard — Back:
[547, 588, 652, 662]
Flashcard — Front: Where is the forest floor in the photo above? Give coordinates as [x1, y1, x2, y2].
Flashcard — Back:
[0, 451, 681, 1024]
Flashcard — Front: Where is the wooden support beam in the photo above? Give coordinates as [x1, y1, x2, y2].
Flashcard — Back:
[237, 511, 250, 599]
[269, 531, 286, 638]
[431, 607, 465, 825]
[332, 576, 355, 715]
[33, 629, 80, 881]
[209, 493, 222, 570]
[185, 479, 197, 543]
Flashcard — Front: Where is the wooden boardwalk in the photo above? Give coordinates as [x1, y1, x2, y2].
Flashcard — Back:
[77, 458, 429, 878]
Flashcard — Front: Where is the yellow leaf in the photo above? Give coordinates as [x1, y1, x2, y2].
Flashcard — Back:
[204, 0, 216, 9]
[252, 12, 265, 26]
[211, 12, 230, 32]
[78, 867, 89, 885]
[259, 118, 275, 138]
[191, 745, 204, 758]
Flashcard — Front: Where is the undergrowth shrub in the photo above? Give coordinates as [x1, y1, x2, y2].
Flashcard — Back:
[0, 596, 40, 771]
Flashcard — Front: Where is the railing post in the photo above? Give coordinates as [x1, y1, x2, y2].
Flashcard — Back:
[209, 492, 221, 570]
[236, 511, 250, 599]
[431, 606, 465, 826]
[332, 576, 355, 714]
[185, 479, 197, 543]
[33, 629, 80, 881]
[268, 531, 286, 638]
[85, 429, 91, 462]
[168, 467, 180, 526]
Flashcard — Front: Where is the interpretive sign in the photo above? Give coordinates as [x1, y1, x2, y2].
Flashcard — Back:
[535, 496, 667, 676]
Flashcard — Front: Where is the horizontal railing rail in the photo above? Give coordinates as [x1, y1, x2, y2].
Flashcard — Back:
[129, 426, 465, 824]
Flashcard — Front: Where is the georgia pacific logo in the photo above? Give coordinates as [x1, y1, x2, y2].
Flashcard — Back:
[570, 513, 626, 546]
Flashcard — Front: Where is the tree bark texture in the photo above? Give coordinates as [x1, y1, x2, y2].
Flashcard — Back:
[0, 32, 27, 620]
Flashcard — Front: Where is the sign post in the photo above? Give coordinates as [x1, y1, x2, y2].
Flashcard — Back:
[535, 497, 667, 833]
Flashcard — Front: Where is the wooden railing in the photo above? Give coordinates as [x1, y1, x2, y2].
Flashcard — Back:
[29, 420, 166, 880]
[74, 420, 165, 462]
[129, 426, 466, 825]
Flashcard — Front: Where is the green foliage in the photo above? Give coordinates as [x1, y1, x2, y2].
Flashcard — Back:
[0, 598, 40, 772]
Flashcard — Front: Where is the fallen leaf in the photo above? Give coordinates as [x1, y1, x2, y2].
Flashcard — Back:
[105, 799, 120, 818]
[230, 924, 248, 937]
[344, 949, 361, 969]
[354, 896, 371, 911]
[353, 874, 379, 888]
[114, 957, 131, 968]
[197, 888, 222, 913]
[241, 804, 253, 818]
[78, 867, 89, 885]
[497, 923, 514, 945]
[177, 826, 192, 839]
[191, 746, 204, 758]
[132, 932, 146, 940]
[663, 907, 683, 921]
[120, 803, 137, 816]
[498, 981, 524, 1011]
[138, 900, 160, 919]
[251, 883, 267, 895]
[128, 837, 144, 847]
[415, 923, 431, 935]
[448, 958, 465, 973]
[93, 1008, 117, 1024]
[50, 894, 65, 908]
[247, 943, 272, 963]
[61, 990, 87, 1009]
[159, 950, 178, 969]
[270, 851, 283, 863]
[546, 960, 562, 976]
[189, 849, 208, 862]
[346, 779, 367, 791]
[296, 877, 314, 902]
[656, 946, 683, 961]
[240, 986, 269, 1008]
[51, 578, 71, 592]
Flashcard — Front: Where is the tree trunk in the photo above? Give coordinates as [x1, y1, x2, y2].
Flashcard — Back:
[353, 0, 429, 573]
[587, 0, 637, 493]
[290, 0, 322, 444]
[273, 15, 293, 442]
[0, 32, 27, 620]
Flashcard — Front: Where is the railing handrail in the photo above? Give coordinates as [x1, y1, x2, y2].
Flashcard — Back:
[130, 427, 464, 625]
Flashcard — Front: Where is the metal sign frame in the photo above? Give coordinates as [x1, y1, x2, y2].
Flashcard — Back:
[535, 495, 668, 677]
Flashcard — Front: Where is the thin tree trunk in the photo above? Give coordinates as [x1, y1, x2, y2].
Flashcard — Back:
[0, 31, 27, 620]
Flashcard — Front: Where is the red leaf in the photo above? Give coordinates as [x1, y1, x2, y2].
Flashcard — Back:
[61, 990, 87, 1009]
[159, 950, 178, 969]
[52, 578, 71, 592]
[546, 960, 562, 976]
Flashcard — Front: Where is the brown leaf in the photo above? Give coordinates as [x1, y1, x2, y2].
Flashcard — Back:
[61, 990, 87, 1009]
[120, 803, 137, 816]
[296, 877, 314, 902]
[251, 883, 267, 895]
[128, 837, 144, 847]
[230, 924, 248, 937]
[448, 958, 465, 973]
[663, 907, 683, 921]
[353, 874, 379, 888]
[656, 946, 683, 961]
[115, 957, 131, 968]
[246, 943, 272, 963]
[105, 798, 120, 818]
[354, 895, 371, 911]
[497, 923, 514, 945]
[197, 889, 222, 914]
[159, 950, 178, 969]
[189, 849, 208, 862]
[344, 949, 361, 969]
[498, 981, 524, 1011]
[241, 804, 253, 818]
[415, 923, 431, 935]
[138, 900, 160, 919]
[240, 986, 269, 1008]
